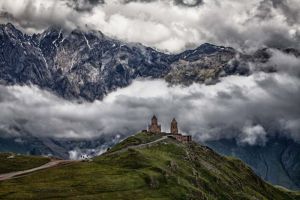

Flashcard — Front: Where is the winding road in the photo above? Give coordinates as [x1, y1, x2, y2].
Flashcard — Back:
[106, 135, 170, 156]
[0, 160, 76, 181]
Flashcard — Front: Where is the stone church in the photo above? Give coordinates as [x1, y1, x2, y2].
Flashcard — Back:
[147, 115, 192, 143]
[170, 118, 179, 134]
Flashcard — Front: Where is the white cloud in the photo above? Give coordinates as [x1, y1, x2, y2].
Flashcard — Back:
[240, 123, 267, 145]
[1, 0, 300, 52]
[1, 66, 300, 145]
[265, 49, 300, 75]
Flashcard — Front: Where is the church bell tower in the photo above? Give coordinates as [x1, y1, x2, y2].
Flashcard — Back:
[170, 118, 178, 134]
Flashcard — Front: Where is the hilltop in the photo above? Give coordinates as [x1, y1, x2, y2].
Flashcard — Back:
[0, 132, 299, 199]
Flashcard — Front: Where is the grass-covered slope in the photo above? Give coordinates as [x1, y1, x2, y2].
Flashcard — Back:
[0, 153, 50, 174]
[0, 132, 299, 199]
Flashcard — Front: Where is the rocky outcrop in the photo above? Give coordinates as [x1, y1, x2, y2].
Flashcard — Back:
[165, 43, 250, 85]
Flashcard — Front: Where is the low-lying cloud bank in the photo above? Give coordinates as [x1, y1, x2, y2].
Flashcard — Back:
[0, 0, 300, 52]
[0, 49, 300, 145]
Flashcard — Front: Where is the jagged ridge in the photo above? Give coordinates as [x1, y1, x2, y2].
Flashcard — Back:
[0, 23, 248, 101]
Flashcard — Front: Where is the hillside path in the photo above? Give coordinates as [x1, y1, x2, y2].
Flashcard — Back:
[0, 160, 76, 181]
[106, 135, 169, 155]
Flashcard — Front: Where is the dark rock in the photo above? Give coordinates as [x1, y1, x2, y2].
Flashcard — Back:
[0, 23, 257, 101]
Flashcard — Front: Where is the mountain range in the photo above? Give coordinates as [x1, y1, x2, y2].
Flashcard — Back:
[1, 22, 300, 191]
[1, 23, 254, 101]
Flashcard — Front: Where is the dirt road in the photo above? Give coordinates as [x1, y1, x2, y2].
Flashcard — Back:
[0, 136, 170, 181]
[0, 160, 76, 181]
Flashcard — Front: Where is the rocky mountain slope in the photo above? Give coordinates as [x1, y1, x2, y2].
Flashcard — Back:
[2, 23, 297, 100]
[0, 23, 250, 101]
[206, 137, 300, 190]
[0, 132, 299, 199]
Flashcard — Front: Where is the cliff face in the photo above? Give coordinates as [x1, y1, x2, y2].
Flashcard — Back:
[0, 23, 174, 100]
[0, 23, 252, 101]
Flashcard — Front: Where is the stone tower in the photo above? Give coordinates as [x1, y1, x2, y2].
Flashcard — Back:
[171, 118, 178, 134]
[148, 115, 161, 133]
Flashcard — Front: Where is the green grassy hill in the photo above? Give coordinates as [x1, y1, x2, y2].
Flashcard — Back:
[0, 132, 299, 199]
[0, 153, 50, 174]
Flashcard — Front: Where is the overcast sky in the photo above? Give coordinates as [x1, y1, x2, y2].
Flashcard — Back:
[0, 0, 300, 52]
